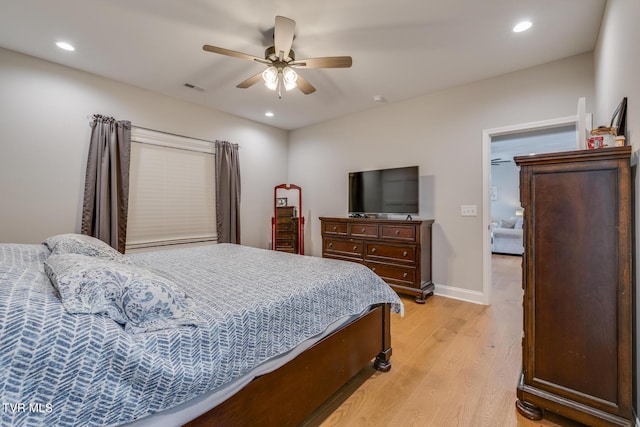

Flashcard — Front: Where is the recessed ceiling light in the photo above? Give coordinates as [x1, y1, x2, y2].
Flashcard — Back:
[265, 112, 274, 117]
[56, 41, 75, 51]
[513, 21, 533, 33]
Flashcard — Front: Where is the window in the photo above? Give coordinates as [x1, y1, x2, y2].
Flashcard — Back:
[126, 127, 216, 251]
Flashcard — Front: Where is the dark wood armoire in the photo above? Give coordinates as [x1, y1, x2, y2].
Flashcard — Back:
[514, 146, 633, 426]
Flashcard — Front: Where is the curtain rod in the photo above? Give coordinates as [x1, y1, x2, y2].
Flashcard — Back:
[87, 115, 237, 147]
[132, 125, 221, 146]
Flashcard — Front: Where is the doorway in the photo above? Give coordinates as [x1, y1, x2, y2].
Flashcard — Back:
[481, 115, 587, 304]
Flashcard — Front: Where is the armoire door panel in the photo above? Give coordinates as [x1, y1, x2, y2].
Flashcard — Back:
[531, 168, 618, 403]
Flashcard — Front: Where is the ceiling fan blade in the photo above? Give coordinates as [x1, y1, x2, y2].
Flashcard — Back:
[274, 16, 295, 61]
[290, 56, 353, 68]
[296, 74, 316, 95]
[236, 72, 263, 89]
[203, 45, 267, 64]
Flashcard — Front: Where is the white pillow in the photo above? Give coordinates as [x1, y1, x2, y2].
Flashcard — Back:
[43, 233, 130, 263]
[44, 253, 201, 334]
[500, 218, 517, 229]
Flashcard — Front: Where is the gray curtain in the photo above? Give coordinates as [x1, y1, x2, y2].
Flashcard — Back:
[215, 140, 241, 244]
[81, 115, 132, 253]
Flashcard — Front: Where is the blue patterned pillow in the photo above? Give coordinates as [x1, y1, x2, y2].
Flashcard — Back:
[43, 233, 130, 263]
[44, 253, 201, 333]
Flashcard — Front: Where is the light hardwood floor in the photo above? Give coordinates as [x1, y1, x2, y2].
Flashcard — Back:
[304, 255, 585, 427]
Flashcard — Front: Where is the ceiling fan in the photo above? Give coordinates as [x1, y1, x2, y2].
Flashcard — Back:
[203, 16, 352, 98]
[491, 158, 512, 165]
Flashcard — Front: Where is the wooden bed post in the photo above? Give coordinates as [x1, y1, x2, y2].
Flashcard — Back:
[374, 302, 392, 372]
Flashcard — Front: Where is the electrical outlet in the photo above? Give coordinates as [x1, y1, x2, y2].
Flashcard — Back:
[460, 205, 478, 216]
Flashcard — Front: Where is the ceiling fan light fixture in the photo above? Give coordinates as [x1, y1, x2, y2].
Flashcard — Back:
[265, 80, 278, 91]
[282, 67, 298, 91]
[262, 66, 278, 90]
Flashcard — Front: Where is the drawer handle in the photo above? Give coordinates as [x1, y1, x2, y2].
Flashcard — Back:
[353, 245, 358, 251]
[333, 226, 337, 231]
[361, 227, 366, 233]
[328, 243, 333, 248]
[403, 272, 408, 278]
[371, 247, 377, 253]
[403, 251, 408, 257]
[395, 230, 400, 235]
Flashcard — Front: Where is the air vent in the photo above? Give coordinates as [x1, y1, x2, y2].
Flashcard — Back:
[184, 83, 205, 92]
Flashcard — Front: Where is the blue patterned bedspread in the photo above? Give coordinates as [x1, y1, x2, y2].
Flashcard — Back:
[0, 243, 402, 426]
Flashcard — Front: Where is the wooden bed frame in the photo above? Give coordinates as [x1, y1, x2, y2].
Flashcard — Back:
[184, 303, 392, 427]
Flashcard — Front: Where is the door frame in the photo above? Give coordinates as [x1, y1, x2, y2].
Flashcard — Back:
[481, 115, 587, 304]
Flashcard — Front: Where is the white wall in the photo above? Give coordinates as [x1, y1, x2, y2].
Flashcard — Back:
[594, 0, 640, 417]
[0, 48, 289, 249]
[289, 53, 594, 299]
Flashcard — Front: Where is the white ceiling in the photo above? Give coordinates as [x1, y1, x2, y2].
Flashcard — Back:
[0, 0, 606, 130]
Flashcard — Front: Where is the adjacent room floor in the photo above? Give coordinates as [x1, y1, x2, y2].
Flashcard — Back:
[304, 254, 585, 427]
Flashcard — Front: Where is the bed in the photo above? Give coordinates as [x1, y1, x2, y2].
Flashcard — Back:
[0, 235, 403, 426]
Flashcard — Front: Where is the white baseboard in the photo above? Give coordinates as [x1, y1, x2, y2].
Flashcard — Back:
[433, 283, 485, 305]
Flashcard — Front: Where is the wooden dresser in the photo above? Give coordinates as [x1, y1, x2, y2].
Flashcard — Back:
[319, 217, 434, 303]
[275, 206, 298, 253]
[514, 147, 633, 426]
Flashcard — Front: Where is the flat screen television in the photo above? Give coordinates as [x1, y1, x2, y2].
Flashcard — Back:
[349, 166, 419, 214]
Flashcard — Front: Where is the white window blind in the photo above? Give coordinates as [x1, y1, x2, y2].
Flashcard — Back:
[126, 127, 216, 251]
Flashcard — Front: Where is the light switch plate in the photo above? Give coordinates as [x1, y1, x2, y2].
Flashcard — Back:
[461, 205, 478, 216]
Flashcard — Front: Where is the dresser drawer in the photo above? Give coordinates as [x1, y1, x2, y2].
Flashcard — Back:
[380, 224, 417, 242]
[276, 222, 295, 231]
[323, 238, 363, 258]
[276, 216, 294, 223]
[323, 221, 348, 236]
[277, 231, 296, 240]
[348, 223, 379, 238]
[276, 206, 296, 217]
[365, 262, 416, 287]
[365, 243, 416, 264]
[276, 238, 295, 248]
